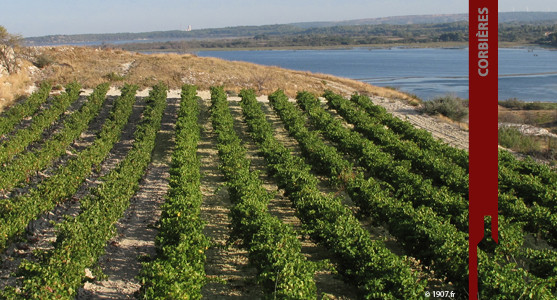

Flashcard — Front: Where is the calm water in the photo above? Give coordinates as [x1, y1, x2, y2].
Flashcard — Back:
[197, 47, 557, 102]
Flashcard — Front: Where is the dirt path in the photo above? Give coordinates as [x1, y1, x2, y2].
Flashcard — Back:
[77, 91, 180, 299]
[198, 95, 263, 299]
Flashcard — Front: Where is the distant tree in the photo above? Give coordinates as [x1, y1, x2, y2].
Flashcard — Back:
[438, 32, 465, 42]
[548, 32, 557, 46]
[0, 25, 23, 74]
[253, 34, 268, 40]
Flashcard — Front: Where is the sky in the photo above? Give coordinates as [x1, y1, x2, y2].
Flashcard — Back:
[1, 0, 557, 37]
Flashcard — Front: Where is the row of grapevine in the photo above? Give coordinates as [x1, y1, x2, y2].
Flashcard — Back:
[0, 82, 52, 137]
[267, 89, 384, 204]
[476, 217, 557, 298]
[267, 90, 354, 185]
[240, 89, 426, 299]
[0, 82, 81, 165]
[3, 83, 168, 299]
[0, 83, 107, 192]
[349, 92, 469, 169]
[498, 149, 557, 184]
[325, 91, 468, 197]
[211, 87, 317, 298]
[138, 85, 210, 299]
[499, 192, 557, 248]
[269, 89, 557, 298]
[340, 92, 557, 247]
[349, 92, 557, 215]
[498, 164, 557, 212]
[297, 91, 469, 231]
[301, 91, 557, 248]
[0, 84, 138, 251]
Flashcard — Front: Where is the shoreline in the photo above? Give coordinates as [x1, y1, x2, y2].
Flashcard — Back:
[32, 41, 557, 52]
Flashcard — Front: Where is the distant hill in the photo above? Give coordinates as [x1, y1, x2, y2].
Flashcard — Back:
[24, 12, 557, 46]
[498, 11, 557, 23]
[290, 14, 468, 28]
[291, 12, 557, 28]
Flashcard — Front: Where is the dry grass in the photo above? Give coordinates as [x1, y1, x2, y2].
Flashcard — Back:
[28, 46, 418, 102]
[499, 105, 557, 134]
[437, 115, 469, 131]
[0, 61, 34, 113]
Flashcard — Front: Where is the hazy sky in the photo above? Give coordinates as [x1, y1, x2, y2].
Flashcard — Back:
[1, 0, 557, 37]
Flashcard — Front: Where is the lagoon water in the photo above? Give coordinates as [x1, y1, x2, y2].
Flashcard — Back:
[197, 47, 557, 102]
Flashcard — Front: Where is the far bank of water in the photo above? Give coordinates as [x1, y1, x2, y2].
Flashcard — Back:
[197, 47, 557, 102]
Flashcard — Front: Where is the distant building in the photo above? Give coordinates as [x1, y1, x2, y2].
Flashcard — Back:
[186, 25, 192, 32]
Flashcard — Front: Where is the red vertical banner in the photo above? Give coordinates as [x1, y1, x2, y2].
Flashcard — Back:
[468, 1, 499, 299]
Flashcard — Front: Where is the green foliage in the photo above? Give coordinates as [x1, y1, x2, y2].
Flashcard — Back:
[498, 149, 557, 184]
[371, 98, 557, 242]
[421, 95, 468, 122]
[268, 89, 352, 181]
[546, 32, 557, 46]
[310, 91, 467, 230]
[438, 32, 466, 42]
[350, 91, 468, 171]
[349, 91, 469, 169]
[535, 31, 557, 46]
[270, 88, 468, 292]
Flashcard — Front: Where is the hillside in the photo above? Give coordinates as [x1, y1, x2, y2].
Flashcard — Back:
[12, 46, 415, 100]
[293, 11, 557, 27]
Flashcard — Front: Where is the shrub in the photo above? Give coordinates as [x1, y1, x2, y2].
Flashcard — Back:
[33, 54, 54, 68]
[498, 98, 525, 110]
[103, 71, 125, 81]
[0, 26, 22, 74]
[498, 126, 541, 153]
[499, 98, 557, 110]
[422, 95, 468, 122]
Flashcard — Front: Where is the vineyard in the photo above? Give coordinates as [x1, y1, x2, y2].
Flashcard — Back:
[0, 82, 556, 299]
